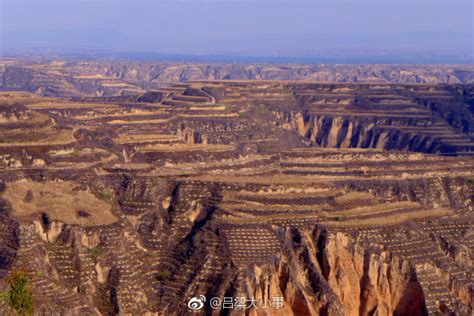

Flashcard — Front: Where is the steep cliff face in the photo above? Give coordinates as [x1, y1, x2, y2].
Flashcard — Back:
[321, 232, 425, 316]
[278, 112, 446, 153]
[418, 85, 474, 134]
[235, 227, 427, 316]
[236, 227, 344, 316]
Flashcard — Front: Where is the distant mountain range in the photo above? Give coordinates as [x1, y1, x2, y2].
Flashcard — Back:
[1, 59, 473, 98]
[1, 29, 472, 64]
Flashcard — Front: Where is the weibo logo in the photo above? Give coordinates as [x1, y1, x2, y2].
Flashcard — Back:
[188, 295, 206, 310]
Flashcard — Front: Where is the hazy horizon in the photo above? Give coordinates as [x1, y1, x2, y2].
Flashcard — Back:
[1, 0, 473, 63]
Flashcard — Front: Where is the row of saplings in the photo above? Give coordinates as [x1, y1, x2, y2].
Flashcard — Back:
[0, 270, 33, 315]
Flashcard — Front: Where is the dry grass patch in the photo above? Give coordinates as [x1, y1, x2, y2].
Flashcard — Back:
[49, 147, 108, 157]
[334, 192, 375, 204]
[110, 162, 153, 170]
[221, 212, 321, 224]
[162, 154, 271, 169]
[177, 113, 238, 118]
[101, 82, 137, 88]
[323, 207, 452, 228]
[185, 174, 328, 185]
[331, 87, 354, 93]
[0, 92, 54, 105]
[221, 202, 332, 212]
[116, 134, 179, 144]
[73, 108, 165, 120]
[332, 201, 421, 217]
[138, 143, 234, 152]
[3, 179, 117, 226]
[189, 106, 226, 111]
[223, 206, 451, 226]
[307, 110, 430, 118]
[28, 102, 118, 109]
[0, 111, 50, 126]
[0, 129, 76, 147]
[225, 188, 342, 200]
[107, 118, 169, 125]
[74, 74, 113, 79]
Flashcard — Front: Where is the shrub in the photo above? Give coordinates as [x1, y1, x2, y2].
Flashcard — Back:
[6, 270, 33, 315]
[0, 290, 8, 300]
[156, 271, 170, 281]
[89, 246, 102, 260]
[97, 191, 113, 202]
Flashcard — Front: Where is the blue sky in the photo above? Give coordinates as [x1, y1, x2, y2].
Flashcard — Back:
[1, 0, 472, 57]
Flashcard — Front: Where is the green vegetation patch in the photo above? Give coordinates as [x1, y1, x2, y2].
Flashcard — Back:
[6, 270, 34, 315]
[89, 246, 102, 261]
[97, 190, 113, 202]
[156, 271, 170, 281]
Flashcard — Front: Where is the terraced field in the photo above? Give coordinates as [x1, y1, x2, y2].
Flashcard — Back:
[0, 81, 472, 315]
